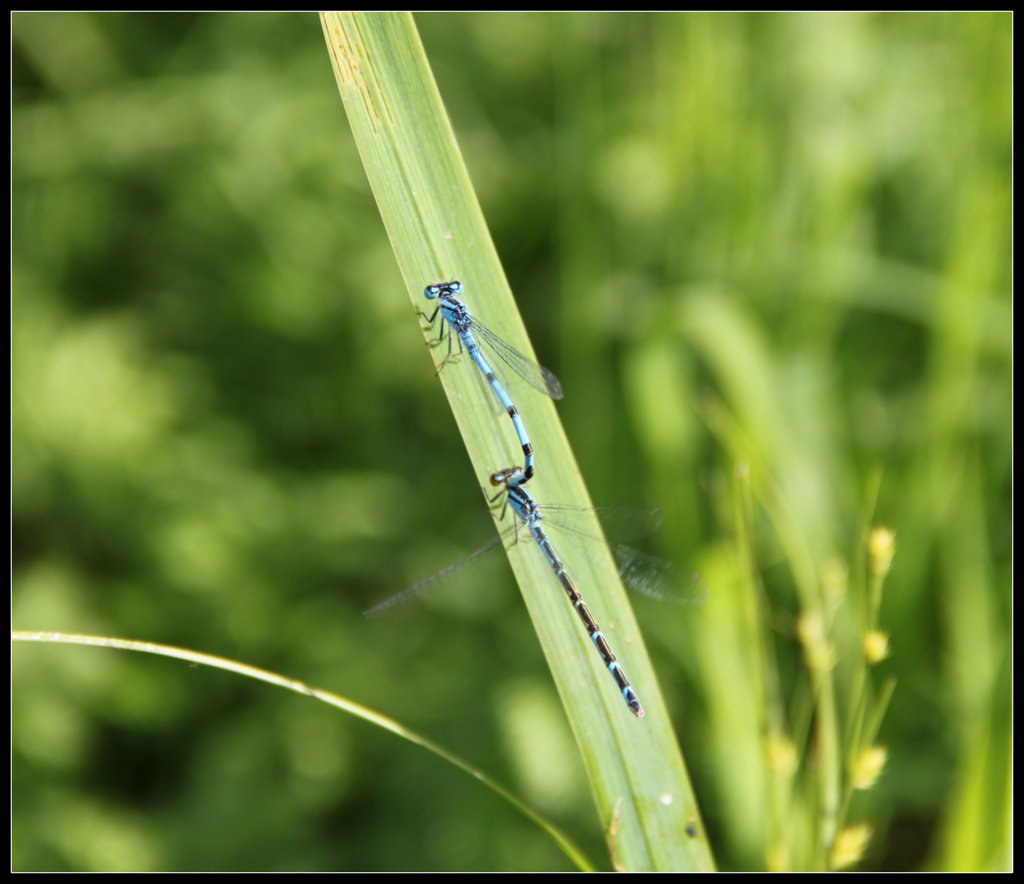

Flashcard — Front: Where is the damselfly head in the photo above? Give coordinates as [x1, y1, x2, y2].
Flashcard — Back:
[424, 280, 462, 300]
[490, 465, 525, 487]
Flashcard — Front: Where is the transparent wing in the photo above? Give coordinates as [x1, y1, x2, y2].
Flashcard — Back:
[367, 505, 706, 616]
[610, 544, 709, 606]
[471, 317, 564, 400]
[538, 506, 707, 605]
[539, 505, 663, 545]
[363, 533, 506, 618]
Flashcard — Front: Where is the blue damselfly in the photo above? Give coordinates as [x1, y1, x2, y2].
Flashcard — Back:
[368, 465, 706, 718]
[421, 281, 562, 482]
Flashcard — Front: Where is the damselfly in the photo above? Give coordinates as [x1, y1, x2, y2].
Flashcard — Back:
[368, 465, 706, 718]
[421, 281, 562, 482]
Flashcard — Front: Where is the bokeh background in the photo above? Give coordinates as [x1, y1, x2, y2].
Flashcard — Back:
[12, 11, 1011, 872]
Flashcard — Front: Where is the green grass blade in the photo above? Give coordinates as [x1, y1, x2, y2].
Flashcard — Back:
[320, 11, 713, 872]
[11, 630, 595, 871]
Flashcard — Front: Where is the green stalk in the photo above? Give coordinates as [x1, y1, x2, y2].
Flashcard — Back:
[320, 11, 713, 872]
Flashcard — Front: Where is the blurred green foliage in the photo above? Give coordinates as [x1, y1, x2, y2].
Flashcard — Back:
[12, 11, 1010, 872]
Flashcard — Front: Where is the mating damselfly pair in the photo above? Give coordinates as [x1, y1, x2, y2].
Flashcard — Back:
[370, 280, 704, 719]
